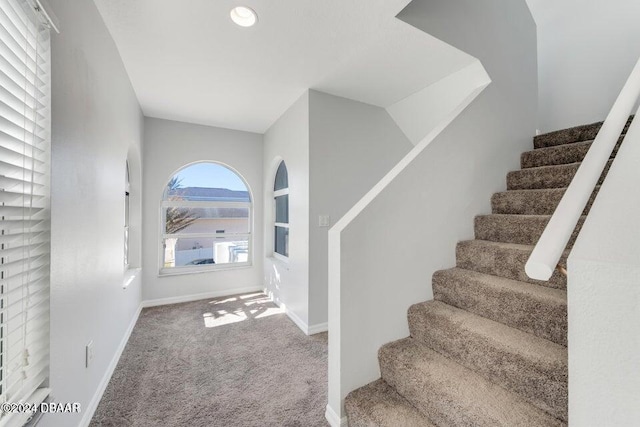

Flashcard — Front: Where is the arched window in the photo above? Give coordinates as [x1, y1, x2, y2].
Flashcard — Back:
[274, 161, 289, 258]
[161, 162, 252, 273]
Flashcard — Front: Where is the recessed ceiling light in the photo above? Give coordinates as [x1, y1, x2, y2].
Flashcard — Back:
[230, 6, 258, 27]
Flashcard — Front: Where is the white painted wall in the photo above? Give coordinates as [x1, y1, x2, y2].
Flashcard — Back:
[263, 92, 311, 330]
[328, 0, 538, 420]
[308, 90, 412, 327]
[46, 0, 144, 425]
[142, 118, 263, 303]
[387, 60, 488, 145]
[568, 116, 640, 425]
[527, 0, 640, 132]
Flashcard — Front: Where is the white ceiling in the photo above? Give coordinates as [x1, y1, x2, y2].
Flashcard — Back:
[93, 0, 474, 133]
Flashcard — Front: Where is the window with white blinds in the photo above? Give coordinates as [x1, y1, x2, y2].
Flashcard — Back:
[0, 0, 52, 423]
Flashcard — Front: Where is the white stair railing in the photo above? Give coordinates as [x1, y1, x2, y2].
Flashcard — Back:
[526, 57, 640, 281]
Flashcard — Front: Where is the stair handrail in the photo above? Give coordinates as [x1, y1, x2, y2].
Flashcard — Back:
[525, 57, 640, 281]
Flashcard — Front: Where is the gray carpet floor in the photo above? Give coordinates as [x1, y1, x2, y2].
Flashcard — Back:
[90, 292, 329, 427]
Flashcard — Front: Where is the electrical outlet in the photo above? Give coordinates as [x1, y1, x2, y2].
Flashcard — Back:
[318, 215, 330, 227]
[86, 341, 94, 368]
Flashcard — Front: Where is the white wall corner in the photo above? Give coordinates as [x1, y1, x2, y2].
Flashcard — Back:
[284, 306, 310, 335]
[266, 292, 317, 336]
[331, 70, 490, 236]
[386, 60, 491, 145]
[325, 404, 349, 427]
[79, 303, 143, 427]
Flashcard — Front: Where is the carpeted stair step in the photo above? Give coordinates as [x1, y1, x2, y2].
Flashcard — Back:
[456, 240, 568, 289]
[408, 301, 568, 421]
[379, 338, 566, 427]
[345, 379, 436, 427]
[491, 186, 600, 215]
[474, 214, 585, 247]
[533, 116, 632, 149]
[507, 159, 613, 190]
[521, 137, 623, 169]
[432, 268, 567, 346]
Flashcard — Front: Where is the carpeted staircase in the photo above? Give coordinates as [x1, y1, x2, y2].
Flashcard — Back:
[344, 119, 630, 426]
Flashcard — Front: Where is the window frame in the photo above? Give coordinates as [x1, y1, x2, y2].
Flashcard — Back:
[273, 161, 289, 261]
[158, 163, 253, 276]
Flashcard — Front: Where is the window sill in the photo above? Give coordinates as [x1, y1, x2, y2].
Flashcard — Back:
[158, 262, 252, 277]
[272, 252, 289, 262]
[123, 267, 141, 289]
[268, 255, 290, 270]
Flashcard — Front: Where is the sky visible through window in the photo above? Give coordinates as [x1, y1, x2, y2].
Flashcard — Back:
[174, 162, 246, 191]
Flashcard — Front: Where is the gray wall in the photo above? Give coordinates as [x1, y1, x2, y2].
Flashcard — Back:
[46, 0, 144, 425]
[527, 0, 640, 132]
[308, 90, 412, 326]
[143, 118, 264, 302]
[263, 92, 311, 329]
[330, 0, 538, 417]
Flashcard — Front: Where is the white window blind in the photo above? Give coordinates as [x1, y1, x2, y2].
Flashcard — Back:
[0, 0, 51, 424]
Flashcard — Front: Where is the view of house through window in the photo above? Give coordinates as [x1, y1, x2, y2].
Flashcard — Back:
[161, 162, 251, 272]
[274, 161, 289, 258]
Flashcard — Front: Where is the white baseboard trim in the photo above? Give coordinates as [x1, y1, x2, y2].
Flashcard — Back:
[265, 293, 327, 336]
[284, 306, 309, 334]
[308, 322, 328, 335]
[141, 286, 264, 308]
[325, 404, 348, 427]
[80, 303, 143, 427]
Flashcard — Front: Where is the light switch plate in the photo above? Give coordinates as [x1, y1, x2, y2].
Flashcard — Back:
[86, 341, 94, 368]
[319, 215, 330, 227]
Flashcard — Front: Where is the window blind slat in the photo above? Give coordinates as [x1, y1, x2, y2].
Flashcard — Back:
[0, 158, 44, 178]
[2, 277, 48, 300]
[0, 130, 49, 162]
[0, 68, 43, 111]
[0, 84, 45, 124]
[0, 0, 51, 413]
[0, 190, 44, 204]
[0, 249, 49, 277]
[0, 241, 48, 259]
[3, 277, 47, 304]
[5, 301, 49, 337]
[5, 296, 48, 333]
[0, 96, 46, 135]
[0, 54, 46, 99]
[0, 250, 48, 273]
[0, 219, 48, 230]
[0, 115, 46, 151]
[0, 8, 46, 71]
[0, 206, 43, 217]
[1, 266, 49, 288]
[0, 175, 46, 193]
[2, 0, 38, 45]
[0, 37, 46, 88]
[0, 231, 46, 246]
